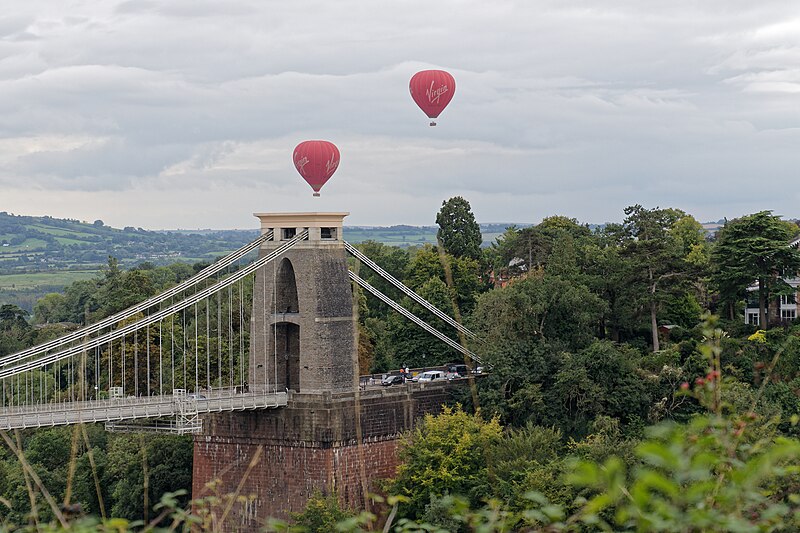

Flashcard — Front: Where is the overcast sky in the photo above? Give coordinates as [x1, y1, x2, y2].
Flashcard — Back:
[1, 1, 799, 229]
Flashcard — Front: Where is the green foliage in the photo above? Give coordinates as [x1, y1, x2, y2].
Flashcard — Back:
[287, 491, 355, 533]
[484, 424, 572, 509]
[403, 245, 482, 315]
[551, 341, 653, 434]
[619, 205, 702, 351]
[390, 405, 503, 518]
[0, 426, 192, 525]
[388, 277, 461, 368]
[435, 196, 482, 261]
[712, 210, 800, 325]
[563, 416, 800, 532]
[359, 242, 483, 370]
[381, 316, 800, 533]
[663, 292, 703, 328]
[351, 241, 410, 320]
[471, 270, 606, 351]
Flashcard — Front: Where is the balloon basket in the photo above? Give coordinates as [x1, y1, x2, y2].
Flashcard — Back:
[313, 192, 320, 197]
[429, 121, 437, 127]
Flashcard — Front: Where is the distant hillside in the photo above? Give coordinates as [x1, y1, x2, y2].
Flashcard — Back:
[0, 213, 529, 275]
[0, 213, 533, 311]
[343, 223, 529, 248]
[0, 211, 257, 275]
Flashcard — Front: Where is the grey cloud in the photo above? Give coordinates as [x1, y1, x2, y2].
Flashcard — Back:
[0, 0, 798, 228]
[0, 15, 33, 39]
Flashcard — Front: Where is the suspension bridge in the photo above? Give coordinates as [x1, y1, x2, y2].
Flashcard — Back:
[0, 212, 482, 436]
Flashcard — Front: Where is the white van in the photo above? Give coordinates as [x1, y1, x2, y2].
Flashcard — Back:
[416, 370, 446, 382]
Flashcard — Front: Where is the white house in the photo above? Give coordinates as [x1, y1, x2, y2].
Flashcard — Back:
[744, 236, 800, 325]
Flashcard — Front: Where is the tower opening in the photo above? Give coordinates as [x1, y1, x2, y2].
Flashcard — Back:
[275, 258, 299, 314]
[273, 258, 300, 391]
[274, 322, 300, 392]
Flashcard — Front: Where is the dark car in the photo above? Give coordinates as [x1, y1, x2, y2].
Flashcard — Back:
[447, 363, 468, 375]
[381, 375, 405, 386]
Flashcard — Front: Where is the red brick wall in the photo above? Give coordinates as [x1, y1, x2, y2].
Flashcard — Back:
[192, 384, 456, 531]
[193, 436, 401, 530]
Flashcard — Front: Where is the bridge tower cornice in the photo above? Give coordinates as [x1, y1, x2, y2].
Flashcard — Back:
[254, 211, 349, 247]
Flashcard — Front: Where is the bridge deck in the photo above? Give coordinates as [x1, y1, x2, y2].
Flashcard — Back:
[0, 392, 288, 431]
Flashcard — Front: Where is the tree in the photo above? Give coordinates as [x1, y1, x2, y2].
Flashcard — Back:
[471, 269, 606, 352]
[390, 405, 503, 518]
[620, 205, 697, 351]
[33, 293, 67, 324]
[387, 277, 461, 368]
[353, 240, 410, 319]
[550, 341, 651, 434]
[712, 211, 800, 327]
[0, 304, 29, 327]
[0, 304, 32, 356]
[403, 244, 482, 316]
[435, 196, 482, 260]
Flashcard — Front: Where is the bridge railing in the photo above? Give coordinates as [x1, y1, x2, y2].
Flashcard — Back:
[0, 391, 288, 431]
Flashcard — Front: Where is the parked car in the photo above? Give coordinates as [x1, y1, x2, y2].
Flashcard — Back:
[447, 363, 468, 375]
[416, 370, 446, 382]
[381, 375, 405, 386]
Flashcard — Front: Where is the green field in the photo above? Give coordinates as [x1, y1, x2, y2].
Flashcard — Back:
[2, 238, 49, 252]
[26, 224, 93, 238]
[0, 270, 100, 290]
[343, 226, 508, 248]
[54, 236, 88, 246]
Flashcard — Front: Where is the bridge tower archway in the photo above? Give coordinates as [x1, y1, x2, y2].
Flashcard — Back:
[272, 257, 300, 391]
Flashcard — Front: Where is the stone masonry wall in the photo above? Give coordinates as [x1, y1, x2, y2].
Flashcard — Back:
[192, 383, 454, 531]
[249, 244, 355, 394]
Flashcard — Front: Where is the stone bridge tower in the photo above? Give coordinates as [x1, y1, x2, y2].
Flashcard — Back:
[248, 212, 355, 395]
[192, 212, 453, 531]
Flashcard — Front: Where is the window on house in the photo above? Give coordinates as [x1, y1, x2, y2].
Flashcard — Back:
[782, 309, 797, 321]
[781, 294, 797, 306]
[320, 227, 336, 240]
[282, 228, 296, 240]
[266, 228, 274, 241]
[747, 313, 759, 325]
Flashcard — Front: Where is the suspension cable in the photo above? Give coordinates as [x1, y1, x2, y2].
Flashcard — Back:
[239, 279, 244, 388]
[217, 291, 222, 389]
[146, 323, 151, 397]
[343, 241, 476, 339]
[194, 302, 199, 393]
[349, 270, 486, 366]
[0, 231, 274, 368]
[0, 231, 308, 379]
[206, 297, 210, 393]
[159, 320, 163, 396]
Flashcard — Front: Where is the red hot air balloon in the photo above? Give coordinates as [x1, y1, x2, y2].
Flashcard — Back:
[292, 140, 340, 196]
[409, 70, 456, 126]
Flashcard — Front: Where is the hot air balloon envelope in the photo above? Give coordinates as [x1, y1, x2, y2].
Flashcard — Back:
[409, 70, 456, 126]
[293, 140, 340, 196]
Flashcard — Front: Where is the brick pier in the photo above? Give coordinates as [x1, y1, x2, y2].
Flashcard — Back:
[192, 384, 453, 529]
